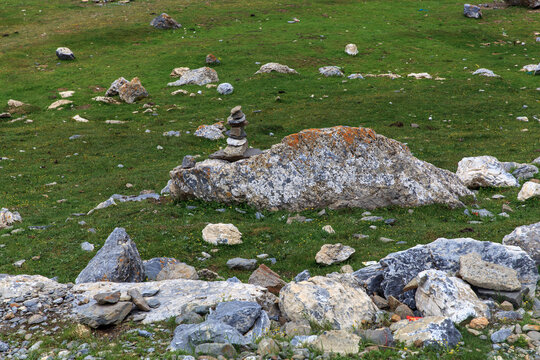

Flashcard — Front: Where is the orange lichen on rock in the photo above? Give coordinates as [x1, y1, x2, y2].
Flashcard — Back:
[283, 126, 377, 148]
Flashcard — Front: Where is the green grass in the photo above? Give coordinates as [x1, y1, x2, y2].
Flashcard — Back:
[0, 0, 539, 357]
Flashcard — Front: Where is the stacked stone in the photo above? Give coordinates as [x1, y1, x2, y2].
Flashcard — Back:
[224, 106, 248, 157]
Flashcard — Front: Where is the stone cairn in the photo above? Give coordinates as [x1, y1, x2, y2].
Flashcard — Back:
[210, 106, 261, 161]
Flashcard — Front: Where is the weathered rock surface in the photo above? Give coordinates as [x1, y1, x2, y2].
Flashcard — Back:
[255, 63, 298, 74]
[279, 274, 378, 330]
[313, 330, 361, 354]
[195, 124, 225, 140]
[345, 43, 358, 56]
[56, 47, 75, 60]
[168, 67, 219, 86]
[170, 67, 190, 78]
[0, 275, 68, 300]
[518, 181, 540, 201]
[202, 223, 242, 245]
[77, 301, 133, 328]
[248, 264, 286, 295]
[353, 237, 538, 308]
[393, 316, 462, 348]
[207, 301, 261, 334]
[464, 4, 482, 18]
[48, 99, 73, 110]
[143, 257, 180, 281]
[217, 83, 234, 95]
[227, 258, 257, 270]
[0, 208, 22, 229]
[170, 320, 250, 352]
[504, 0, 540, 9]
[150, 13, 181, 29]
[156, 262, 198, 281]
[315, 243, 355, 265]
[118, 77, 148, 104]
[319, 66, 344, 77]
[75, 228, 144, 284]
[503, 222, 540, 265]
[105, 77, 128, 96]
[472, 68, 499, 77]
[72, 278, 267, 324]
[511, 164, 538, 180]
[459, 253, 521, 291]
[415, 270, 489, 323]
[94, 291, 120, 305]
[87, 193, 160, 215]
[456, 156, 519, 188]
[170, 126, 472, 211]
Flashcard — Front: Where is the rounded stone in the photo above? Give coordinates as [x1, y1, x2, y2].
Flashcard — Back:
[217, 83, 234, 95]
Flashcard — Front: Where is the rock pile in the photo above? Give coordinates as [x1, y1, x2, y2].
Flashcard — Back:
[170, 126, 472, 211]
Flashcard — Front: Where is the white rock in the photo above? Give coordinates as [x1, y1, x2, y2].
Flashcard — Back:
[59, 91, 75, 98]
[217, 83, 234, 95]
[456, 155, 519, 188]
[170, 67, 190, 78]
[81, 242, 94, 252]
[72, 115, 89, 123]
[0, 208, 22, 229]
[313, 330, 360, 354]
[516, 116, 529, 122]
[194, 124, 225, 140]
[472, 68, 499, 77]
[407, 73, 432, 79]
[315, 243, 355, 265]
[322, 225, 335, 234]
[7, 99, 24, 108]
[48, 99, 73, 110]
[202, 223, 242, 245]
[344, 44, 358, 56]
[255, 63, 298, 74]
[518, 181, 540, 201]
[13, 259, 25, 267]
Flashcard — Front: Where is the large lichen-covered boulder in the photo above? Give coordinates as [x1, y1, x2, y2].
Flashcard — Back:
[170, 126, 472, 211]
[75, 228, 144, 284]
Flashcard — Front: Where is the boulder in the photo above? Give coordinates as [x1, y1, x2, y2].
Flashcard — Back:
[353, 237, 538, 309]
[105, 77, 128, 96]
[150, 13, 181, 29]
[393, 316, 462, 348]
[315, 243, 355, 265]
[118, 77, 148, 104]
[313, 330, 361, 355]
[518, 181, 540, 201]
[248, 264, 286, 295]
[75, 228, 144, 284]
[77, 301, 133, 328]
[170, 320, 250, 352]
[319, 66, 344, 77]
[167, 67, 219, 86]
[459, 253, 521, 291]
[143, 257, 180, 281]
[207, 301, 261, 334]
[255, 62, 298, 74]
[503, 222, 540, 265]
[56, 47, 75, 60]
[170, 126, 472, 211]
[202, 223, 242, 245]
[456, 156, 518, 188]
[0, 208, 22, 229]
[155, 262, 198, 281]
[279, 274, 378, 330]
[414, 270, 489, 323]
[464, 4, 482, 18]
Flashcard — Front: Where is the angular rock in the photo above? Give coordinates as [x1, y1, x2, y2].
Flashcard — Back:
[493, 310, 522, 322]
[415, 270, 489, 323]
[118, 77, 148, 104]
[143, 257, 180, 281]
[394, 316, 462, 348]
[170, 126, 472, 211]
[169, 320, 250, 352]
[279, 274, 378, 330]
[170, 67, 190, 78]
[294, 270, 311, 282]
[81, 242, 94, 252]
[47, 99, 73, 110]
[77, 301, 133, 328]
[313, 330, 360, 355]
[472, 68, 499, 77]
[87, 193, 160, 215]
[168, 67, 219, 86]
[456, 156, 519, 188]
[357, 327, 394, 346]
[217, 83, 233, 95]
[315, 243, 355, 265]
[283, 321, 311, 337]
[244, 310, 270, 340]
[94, 291, 120, 305]
[195, 343, 236, 358]
[150, 13, 181, 29]
[459, 253, 521, 291]
[345, 43, 358, 56]
[503, 222, 540, 265]
[105, 77, 128, 96]
[512, 164, 538, 180]
[491, 328, 513, 343]
[257, 338, 279, 356]
[319, 66, 343, 77]
[56, 47, 75, 60]
[0, 341, 8, 352]
[476, 288, 525, 308]
[248, 264, 286, 295]
[464, 4, 482, 18]
[156, 262, 198, 281]
[395, 304, 415, 319]
[75, 228, 144, 284]
[255, 63, 298, 75]
[92, 96, 121, 104]
[195, 124, 225, 140]
[0, 208, 22, 229]
[353, 237, 538, 309]
[504, 0, 540, 9]
[128, 289, 150, 311]
[202, 223, 242, 245]
[469, 317, 489, 329]
[208, 301, 261, 334]
[518, 181, 540, 201]
[227, 258, 257, 270]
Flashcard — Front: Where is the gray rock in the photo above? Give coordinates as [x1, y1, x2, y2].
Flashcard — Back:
[94, 291, 120, 305]
[156, 262, 198, 281]
[81, 242, 94, 252]
[194, 125, 225, 140]
[75, 228, 144, 284]
[503, 222, 540, 265]
[464, 208, 494, 218]
[459, 253, 521, 291]
[353, 237, 538, 309]
[0, 341, 9, 352]
[476, 288, 525, 308]
[150, 13, 181, 29]
[464, 4, 482, 18]
[357, 327, 394, 346]
[255, 63, 298, 75]
[348, 73, 364, 80]
[217, 83, 234, 95]
[182, 155, 196, 169]
[195, 343, 236, 358]
[56, 47, 75, 60]
[394, 316, 462, 348]
[146, 298, 160, 308]
[138, 329, 152, 338]
[88, 193, 160, 215]
[493, 310, 522, 322]
[143, 257, 180, 281]
[168, 67, 219, 86]
[105, 77, 128, 97]
[161, 180, 172, 195]
[28, 314, 46, 325]
[176, 311, 204, 325]
[169, 319, 250, 352]
[77, 302, 133, 328]
[227, 258, 257, 270]
[294, 270, 311, 282]
[472, 68, 499, 77]
[319, 66, 344, 77]
[512, 164, 538, 180]
[169, 126, 472, 211]
[207, 301, 261, 334]
[491, 328, 513, 343]
[128, 289, 150, 312]
[290, 335, 318, 348]
[245, 310, 270, 341]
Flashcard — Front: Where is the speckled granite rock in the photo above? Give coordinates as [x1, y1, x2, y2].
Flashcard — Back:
[394, 316, 462, 348]
[255, 63, 298, 74]
[170, 126, 472, 211]
[167, 67, 219, 86]
[503, 222, 540, 265]
[118, 77, 148, 104]
[456, 156, 518, 188]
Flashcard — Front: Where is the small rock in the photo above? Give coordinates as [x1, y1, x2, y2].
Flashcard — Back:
[319, 66, 343, 77]
[202, 224, 242, 245]
[345, 43, 358, 56]
[491, 328, 513, 343]
[127, 289, 150, 312]
[217, 83, 233, 95]
[93, 291, 121, 305]
[150, 13, 181, 29]
[56, 47, 75, 60]
[226, 258, 257, 270]
[315, 243, 355, 265]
